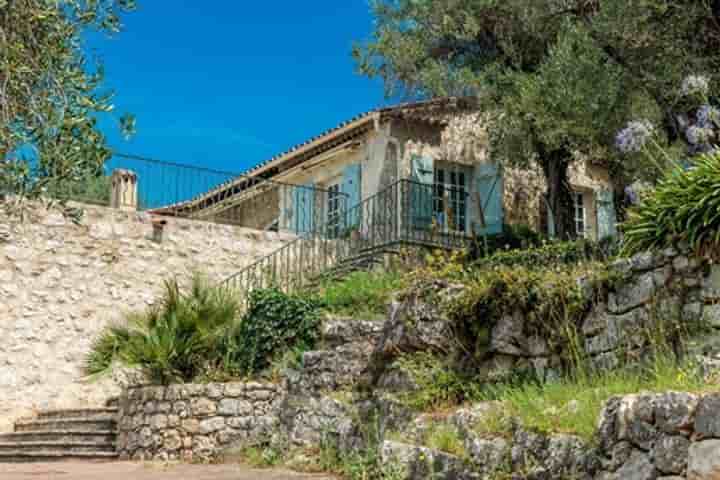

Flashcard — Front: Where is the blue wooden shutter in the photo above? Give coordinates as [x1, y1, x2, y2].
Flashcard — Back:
[474, 163, 503, 235]
[410, 155, 434, 228]
[293, 183, 315, 234]
[342, 164, 362, 228]
[596, 189, 617, 240]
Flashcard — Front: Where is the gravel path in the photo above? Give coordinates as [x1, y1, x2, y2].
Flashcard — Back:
[0, 462, 337, 480]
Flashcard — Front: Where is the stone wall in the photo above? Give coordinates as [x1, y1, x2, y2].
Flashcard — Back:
[116, 382, 283, 462]
[598, 392, 720, 479]
[0, 203, 294, 432]
[370, 247, 720, 387]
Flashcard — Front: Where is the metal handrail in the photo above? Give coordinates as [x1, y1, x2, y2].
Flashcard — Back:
[222, 178, 473, 305]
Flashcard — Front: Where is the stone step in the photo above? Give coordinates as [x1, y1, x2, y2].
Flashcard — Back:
[0, 450, 118, 463]
[0, 441, 116, 454]
[0, 430, 116, 444]
[14, 418, 116, 433]
[36, 408, 118, 421]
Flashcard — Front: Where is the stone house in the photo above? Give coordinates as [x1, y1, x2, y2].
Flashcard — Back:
[174, 97, 616, 242]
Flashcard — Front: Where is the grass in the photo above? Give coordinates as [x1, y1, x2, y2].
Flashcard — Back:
[423, 423, 466, 458]
[476, 356, 718, 442]
[318, 270, 404, 317]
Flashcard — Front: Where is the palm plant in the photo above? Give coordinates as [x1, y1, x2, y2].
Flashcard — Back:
[85, 275, 242, 385]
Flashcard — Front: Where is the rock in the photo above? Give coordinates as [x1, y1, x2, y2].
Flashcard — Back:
[704, 304, 720, 328]
[367, 282, 463, 384]
[544, 434, 596, 477]
[466, 437, 510, 474]
[614, 449, 656, 480]
[652, 435, 689, 475]
[380, 441, 474, 480]
[654, 392, 698, 436]
[490, 310, 528, 356]
[198, 417, 226, 434]
[702, 265, 720, 301]
[608, 272, 657, 314]
[190, 397, 217, 417]
[617, 394, 657, 451]
[687, 439, 720, 480]
[694, 393, 720, 439]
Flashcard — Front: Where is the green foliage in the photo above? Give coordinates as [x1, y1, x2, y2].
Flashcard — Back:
[450, 262, 612, 370]
[622, 151, 720, 257]
[355, 0, 720, 234]
[225, 287, 322, 376]
[46, 174, 112, 205]
[422, 423, 466, 458]
[86, 280, 322, 384]
[318, 270, 404, 317]
[1, 0, 137, 208]
[395, 352, 475, 411]
[474, 238, 618, 270]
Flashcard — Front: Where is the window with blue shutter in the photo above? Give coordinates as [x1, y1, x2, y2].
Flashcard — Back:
[410, 155, 434, 229]
[473, 163, 503, 236]
[596, 189, 617, 240]
[292, 182, 315, 234]
[341, 164, 362, 229]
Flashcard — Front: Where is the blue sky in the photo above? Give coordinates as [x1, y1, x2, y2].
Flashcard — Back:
[89, 2, 387, 174]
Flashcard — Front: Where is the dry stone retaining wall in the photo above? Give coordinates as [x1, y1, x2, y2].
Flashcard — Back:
[0, 203, 293, 431]
[117, 382, 283, 462]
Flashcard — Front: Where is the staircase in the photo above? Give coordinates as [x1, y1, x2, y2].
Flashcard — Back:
[224, 179, 472, 306]
[0, 407, 118, 463]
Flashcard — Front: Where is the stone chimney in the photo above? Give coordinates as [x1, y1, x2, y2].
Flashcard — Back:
[111, 169, 138, 211]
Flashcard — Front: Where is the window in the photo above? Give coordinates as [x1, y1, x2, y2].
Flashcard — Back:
[573, 192, 587, 238]
[327, 183, 343, 238]
[433, 166, 468, 232]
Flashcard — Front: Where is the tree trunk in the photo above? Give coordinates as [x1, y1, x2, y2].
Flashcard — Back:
[541, 151, 576, 241]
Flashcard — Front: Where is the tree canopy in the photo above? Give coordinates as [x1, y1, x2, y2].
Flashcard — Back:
[0, 0, 136, 203]
[354, 0, 720, 238]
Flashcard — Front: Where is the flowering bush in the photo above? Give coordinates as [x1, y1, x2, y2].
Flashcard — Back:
[681, 74, 710, 97]
[615, 120, 656, 154]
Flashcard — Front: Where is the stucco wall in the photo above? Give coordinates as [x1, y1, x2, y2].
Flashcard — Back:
[0, 203, 293, 432]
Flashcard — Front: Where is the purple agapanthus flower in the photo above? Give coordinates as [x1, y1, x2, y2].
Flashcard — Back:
[681, 75, 710, 97]
[697, 105, 720, 129]
[615, 120, 655, 154]
[686, 125, 714, 146]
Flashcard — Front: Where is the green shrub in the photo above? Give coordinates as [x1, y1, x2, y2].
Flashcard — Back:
[226, 287, 322, 376]
[319, 270, 404, 317]
[86, 276, 242, 384]
[86, 278, 322, 384]
[423, 423, 466, 458]
[473, 238, 618, 271]
[623, 151, 720, 256]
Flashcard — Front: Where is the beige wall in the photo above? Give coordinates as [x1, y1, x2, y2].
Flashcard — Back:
[0, 203, 294, 432]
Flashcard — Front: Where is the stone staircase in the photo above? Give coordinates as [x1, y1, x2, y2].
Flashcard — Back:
[0, 407, 119, 462]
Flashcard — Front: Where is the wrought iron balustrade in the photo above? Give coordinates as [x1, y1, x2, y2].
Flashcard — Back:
[223, 179, 473, 306]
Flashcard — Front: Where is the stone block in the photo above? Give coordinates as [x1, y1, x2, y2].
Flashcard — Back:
[198, 416, 226, 435]
[694, 393, 720, 439]
[652, 435, 689, 475]
[608, 272, 657, 314]
[687, 439, 720, 480]
[702, 265, 720, 301]
[190, 397, 217, 417]
[654, 392, 699, 436]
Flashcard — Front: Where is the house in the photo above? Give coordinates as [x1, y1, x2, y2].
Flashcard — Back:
[165, 97, 616, 244]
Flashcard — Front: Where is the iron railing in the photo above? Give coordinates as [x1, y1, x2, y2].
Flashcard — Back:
[52, 153, 346, 232]
[223, 179, 473, 306]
